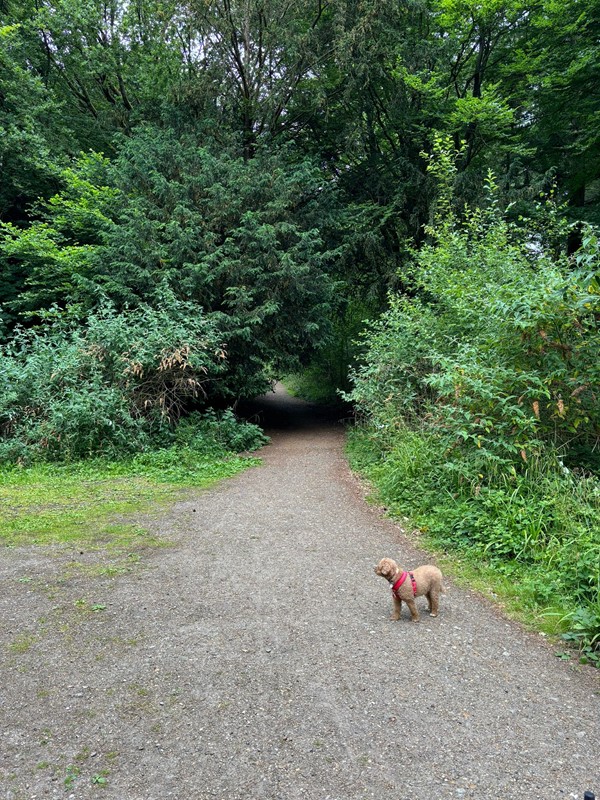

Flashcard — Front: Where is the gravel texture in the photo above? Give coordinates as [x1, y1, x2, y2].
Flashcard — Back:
[0, 386, 598, 800]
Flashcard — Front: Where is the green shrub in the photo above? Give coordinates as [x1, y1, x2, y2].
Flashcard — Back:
[0, 301, 228, 462]
[348, 218, 599, 474]
[174, 409, 269, 454]
[1, 140, 340, 399]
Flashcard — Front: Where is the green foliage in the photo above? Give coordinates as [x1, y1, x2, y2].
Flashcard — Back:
[513, 0, 600, 224]
[0, 153, 119, 321]
[0, 19, 67, 218]
[0, 301, 228, 462]
[0, 15, 76, 330]
[1, 134, 339, 400]
[283, 296, 376, 403]
[103, 129, 338, 395]
[174, 410, 269, 454]
[3, 0, 600, 250]
[348, 169, 600, 474]
[561, 604, 600, 667]
[282, 369, 338, 405]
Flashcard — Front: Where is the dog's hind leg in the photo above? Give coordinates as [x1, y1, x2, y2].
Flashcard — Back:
[427, 590, 439, 617]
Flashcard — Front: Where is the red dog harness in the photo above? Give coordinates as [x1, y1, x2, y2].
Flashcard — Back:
[391, 571, 417, 598]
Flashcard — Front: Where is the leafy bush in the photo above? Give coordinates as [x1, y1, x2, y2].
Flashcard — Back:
[0, 301, 229, 462]
[174, 409, 269, 454]
[348, 182, 599, 473]
[1, 138, 341, 399]
[0, 153, 119, 322]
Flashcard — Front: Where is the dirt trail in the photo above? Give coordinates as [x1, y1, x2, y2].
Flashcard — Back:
[1, 386, 598, 800]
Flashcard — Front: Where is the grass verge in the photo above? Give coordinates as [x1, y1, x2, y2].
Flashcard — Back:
[0, 447, 261, 548]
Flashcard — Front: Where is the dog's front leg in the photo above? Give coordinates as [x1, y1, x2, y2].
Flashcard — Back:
[391, 594, 402, 621]
[406, 598, 420, 623]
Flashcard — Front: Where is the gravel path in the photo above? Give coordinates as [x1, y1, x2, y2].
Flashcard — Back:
[1, 387, 598, 800]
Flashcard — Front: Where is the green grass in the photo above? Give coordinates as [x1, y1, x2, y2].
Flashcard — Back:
[0, 446, 261, 548]
[431, 550, 569, 638]
[281, 369, 342, 404]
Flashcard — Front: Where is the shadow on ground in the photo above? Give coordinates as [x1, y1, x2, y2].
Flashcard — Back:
[237, 383, 352, 433]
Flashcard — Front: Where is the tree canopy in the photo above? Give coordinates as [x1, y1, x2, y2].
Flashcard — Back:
[1, 0, 599, 391]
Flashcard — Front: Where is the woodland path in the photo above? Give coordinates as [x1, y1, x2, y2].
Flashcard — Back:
[0, 386, 598, 800]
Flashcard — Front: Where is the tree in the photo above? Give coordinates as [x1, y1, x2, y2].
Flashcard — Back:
[0, 18, 66, 220]
[519, 0, 600, 229]
[0, 152, 119, 333]
[104, 128, 340, 397]
[183, 0, 336, 156]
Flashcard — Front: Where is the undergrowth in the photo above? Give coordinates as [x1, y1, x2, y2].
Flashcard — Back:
[282, 297, 375, 404]
[282, 368, 340, 404]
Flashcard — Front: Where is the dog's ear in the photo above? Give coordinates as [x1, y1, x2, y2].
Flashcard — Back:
[382, 558, 398, 579]
[375, 558, 394, 578]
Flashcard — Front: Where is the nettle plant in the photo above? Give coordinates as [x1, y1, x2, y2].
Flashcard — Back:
[430, 225, 598, 473]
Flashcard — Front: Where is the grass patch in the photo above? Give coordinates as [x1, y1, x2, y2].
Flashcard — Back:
[281, 369, 342, 404]
[431, 551, 569, 639]
[9, 634, 37, 654]
[0, 446, 260, 548]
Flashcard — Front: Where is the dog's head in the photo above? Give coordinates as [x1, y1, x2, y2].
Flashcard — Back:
[374, 557, 399, 581]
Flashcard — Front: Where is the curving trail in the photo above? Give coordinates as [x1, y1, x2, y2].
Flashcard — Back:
[0, 386, 598, 799]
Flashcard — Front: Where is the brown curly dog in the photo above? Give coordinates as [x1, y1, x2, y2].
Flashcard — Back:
[375, 557, 444, 623]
